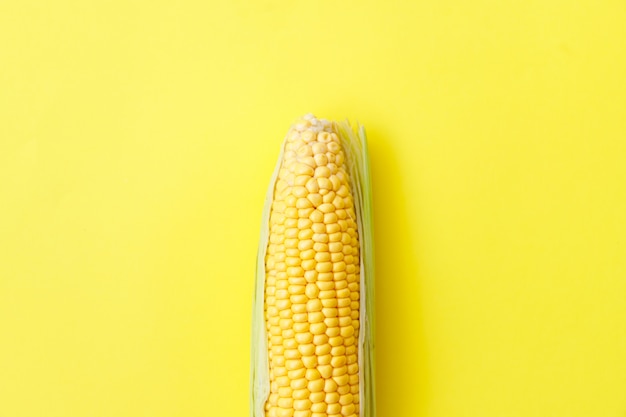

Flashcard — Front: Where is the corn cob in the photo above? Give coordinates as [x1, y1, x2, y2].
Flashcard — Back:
[252, 114, 375, 417]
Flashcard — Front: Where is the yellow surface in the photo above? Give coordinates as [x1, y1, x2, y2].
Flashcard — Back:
[1, 1, 625, 416]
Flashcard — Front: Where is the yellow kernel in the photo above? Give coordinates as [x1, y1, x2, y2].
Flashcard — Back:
[319, 290, 336, 299]
[333, 373, 350, 386]
[349, 374, 359, 385]
[305, 368, 321, 381]
[316, 343, 332, 356]
[317, 281, 335, 291]
[317, 177, 332, 190]
[296, 164, 315, 176]
[332, 196, 345, 209]
[288, 284, 305, 295]
[316, 262, 333, 273]
[322, 191, 336, 204]
[314, 153, 328, 166]
[278, 386, 293, 397]
[290, 294, 308, 304]
[318, 365, 333, 379]
[313, 334, 329, 345]
[300, 249, 315, 260]
[286, 359, 303, 371]
[308, 378, 324, 393]
[341, 403, 355, 416]
[318, 132, 331, 143]
[323, 378, 338, 393]
[322, 307, 338, 318]
[313, 242, 329, 252]
[294, 399, 312, 411]
[325, 327, 340, 337]
[318, 203, 334, 214]
[302, 130, 316, 143]
[287, 266, 304, 277]
[312, 222, 326, 233]
[293, 388, 310, 400]
[305, 283, 319, 298]
[336, 297, 352, 308]
[309, 392, 326, 404]
[291, 378, 308, 390]
[298, 240, 314, 251]
[347, 363, 358, 375]
[338, 307, 351, 316]
[334, 280, 348, 290]
[312, 142, 327, 154]
[329, 242, 343, 253]
[328, 232, 342, 242]
[309, 210, 324, 223]
[317, 272, 334, 281]
[313, 233, 329, 243]
[306, 178, 319, 193]
[311, 402, 327, 412]
[339, 393, 353, 406]
[280, 318, 294, 329]
[300, 156, 316, 168]
[299, 207, 314, 218]
[331, 356, 346, 367]
[321, 298, 338, 308]
[329, 336, 343, 347]
[293, 313, 308, 323]
[297, 228, 314, 242]
[325, 318, 340, 329]
[336, 288, 350, 298]
[291, 303, 307, 314]
[285, 208, 298, 219]
[304, 270, 318, 282]
[295, 333, 313, 344]
[276, 376, 290, 387]
[301, 259, 316, 271]
[293, 322, 310, 333]
[323, 213, 338, 224]
[338, 316, 352, 326]
[277, 406, 294, 417]
[294, 411, 312, 417]
[302, 355, 317, 369]
[284, 348, 301, 360]
[307, 193, 323, 207]
[295, 175, 311, 187]
[307, 299, 323, 312]
[308, 312, 324, 323]
[313, 164, 332, 178]
[318, 353, 331, 365]
[314, 252, 331, 262]
[325, 392, 340, 404]
[289, 368, 306, 379]
[340, 326, 354, 338]
[310, 322, 327, 335]
[278, 398, 293, 408]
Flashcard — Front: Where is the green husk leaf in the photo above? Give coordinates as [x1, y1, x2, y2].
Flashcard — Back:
[251, 119, 376, 417]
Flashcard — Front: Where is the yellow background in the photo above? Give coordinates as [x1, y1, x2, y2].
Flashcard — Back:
[1, 1, 625, 416]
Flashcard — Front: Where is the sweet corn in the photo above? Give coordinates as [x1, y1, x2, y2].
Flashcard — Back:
[252, 114, 376, 417]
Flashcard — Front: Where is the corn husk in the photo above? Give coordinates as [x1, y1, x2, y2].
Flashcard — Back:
[250, 117, 376, 417]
